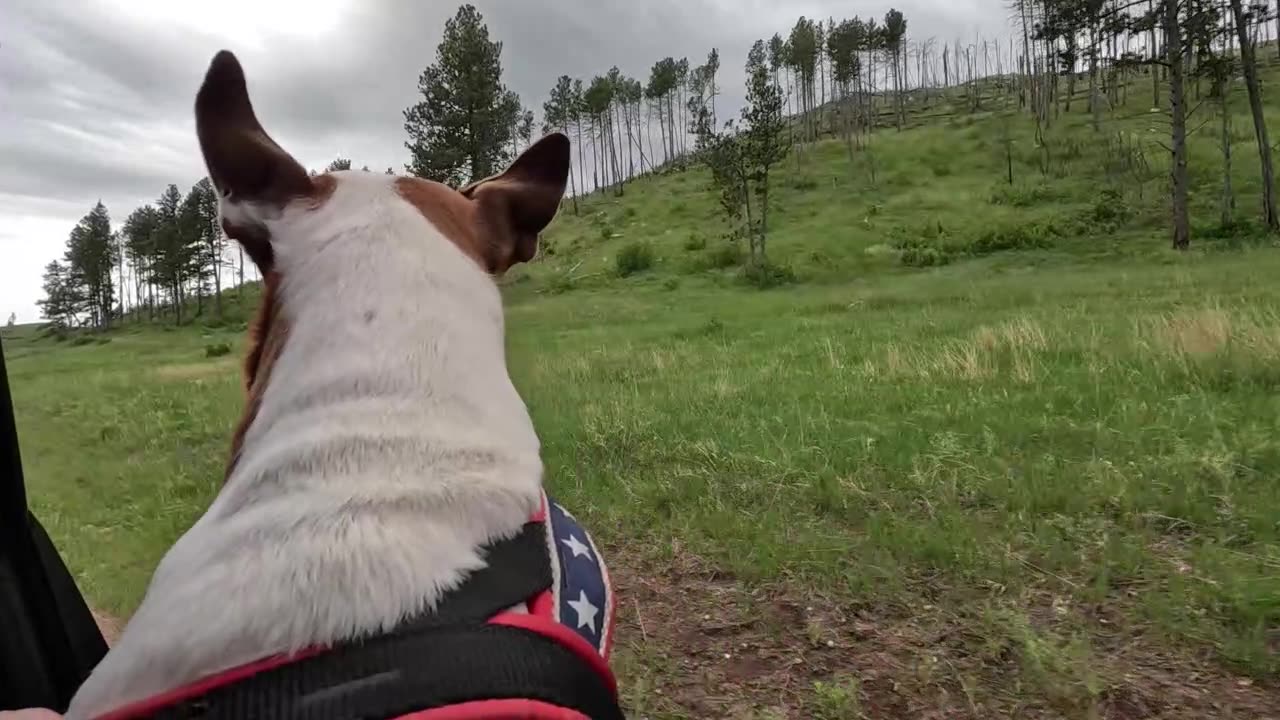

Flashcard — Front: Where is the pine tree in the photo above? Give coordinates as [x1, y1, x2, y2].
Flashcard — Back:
[544, 76, 581, 214]
[36, 261, 81, 328]
[403, 4, 520, 185]
[829, 18, 865, 161]
[188, 178, 224, 319]
[62, 202, 115, 328]
[325, 157, 353, 172]
[123, 205, 159, 320]
[152, 184, 198, 324]
[743, 39, 791, 264]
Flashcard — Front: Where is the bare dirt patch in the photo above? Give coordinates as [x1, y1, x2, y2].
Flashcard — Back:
[606, 543, 1280, 719]
[91, 608, 121, 646]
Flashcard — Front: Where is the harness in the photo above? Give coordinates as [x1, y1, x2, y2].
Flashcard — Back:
[94, 493, 623, 720]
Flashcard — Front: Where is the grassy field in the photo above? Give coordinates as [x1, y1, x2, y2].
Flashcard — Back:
[6, 70, 1280, 718]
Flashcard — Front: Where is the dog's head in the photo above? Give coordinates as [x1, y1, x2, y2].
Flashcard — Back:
[194, 50, 568, 477]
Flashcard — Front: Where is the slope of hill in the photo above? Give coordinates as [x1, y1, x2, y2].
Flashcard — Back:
[5, 68, 1280, 718]
[514, 62, 1280, 298]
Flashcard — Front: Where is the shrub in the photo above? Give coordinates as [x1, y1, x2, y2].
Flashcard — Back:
[969, 223, 1056, 254]
[790, 176, 819, 191]
[989, 183, 1056, 207]
[615, 242, 655, 277]
[662, 277, 681, 291]
[707, 243, 742, 269]
[1091, 188, 1130, 223]
[205, 342, 232, 358]
[900, 246, 953, 267]
[683, 232, 708, 251]
[742, 260, 797, 288]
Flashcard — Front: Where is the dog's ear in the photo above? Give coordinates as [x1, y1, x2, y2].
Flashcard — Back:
[460, 133, 570, 274]
[194, 50, 313, 271]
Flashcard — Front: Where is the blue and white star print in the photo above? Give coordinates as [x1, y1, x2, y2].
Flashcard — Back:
[545, 494, 614, 657]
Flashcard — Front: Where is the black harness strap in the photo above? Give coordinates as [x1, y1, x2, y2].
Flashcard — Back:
[122, 519, 623, 719]
[141, 624, 622, 720]
[406, 520, 552, 630]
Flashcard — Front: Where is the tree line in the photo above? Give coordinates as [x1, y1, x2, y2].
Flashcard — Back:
[35, 0, 1280, 326]
[985, 0, 1280, 249]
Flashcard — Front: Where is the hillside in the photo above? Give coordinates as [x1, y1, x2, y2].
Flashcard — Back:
[515, 61, 1280, 297]
[5, 67, 1280, 718]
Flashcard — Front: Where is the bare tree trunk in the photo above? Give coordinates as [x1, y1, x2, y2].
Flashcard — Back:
[1089, 27, 1101, 131]
[667, 92, 676, 161]
[758, 176, 770, 261]
[646, 104, 657, 170]
[574, 118, 587, 198]
[655, 103, 667, 166]
[624, 100, 635, 180]
[1166, 0, 1190, 250]
[1221, 89, 1235, 227]
[594, 116, 604, 193]
[609, 103, 622, 195]
[1231, 0, 1280, 230]
[1150, 0, 1161, 107]
[565, 123, 580, 215]
[210, 239, 222, 320]
[1065, 40, 1077, 113]
[631, 102, 650, 173]
[895, 48, 905, 131]
[116, 249, 125, 321]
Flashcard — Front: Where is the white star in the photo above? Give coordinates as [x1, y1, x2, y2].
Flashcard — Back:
[560, 533, 592, 560]
[567, 590, 599, 632]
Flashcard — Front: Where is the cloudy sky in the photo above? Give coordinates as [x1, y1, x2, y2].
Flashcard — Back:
[1, 0, 1007, 323]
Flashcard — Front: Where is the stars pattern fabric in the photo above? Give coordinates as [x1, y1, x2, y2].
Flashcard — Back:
[545, 494, 614, 658]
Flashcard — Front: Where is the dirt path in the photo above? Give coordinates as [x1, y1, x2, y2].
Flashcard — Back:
[607, 546, 1280, 720]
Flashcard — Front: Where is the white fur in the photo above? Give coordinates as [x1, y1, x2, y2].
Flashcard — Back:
[67, 171, 543, 718]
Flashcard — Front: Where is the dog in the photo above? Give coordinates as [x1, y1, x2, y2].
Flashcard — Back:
[66, 51, 620, 720]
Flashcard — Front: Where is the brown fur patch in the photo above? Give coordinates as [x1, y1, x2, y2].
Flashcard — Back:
[226, 270, 287, 482]
[393, 176, 488, 269]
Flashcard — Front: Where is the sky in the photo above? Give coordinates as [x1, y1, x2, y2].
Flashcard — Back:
[1, 0, 1008, 323]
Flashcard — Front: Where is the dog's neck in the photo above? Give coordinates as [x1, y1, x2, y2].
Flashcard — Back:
[67, 172, 544, 719]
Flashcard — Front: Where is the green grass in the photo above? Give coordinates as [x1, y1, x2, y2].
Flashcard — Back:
[6, 66, 1280, 716]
